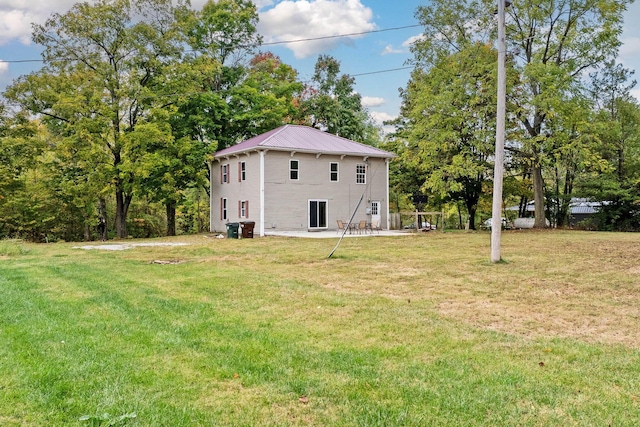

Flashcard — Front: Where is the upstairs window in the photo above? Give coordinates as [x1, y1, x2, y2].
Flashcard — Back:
[330, 162, 339, 182]
[221, 164, 229, 183]
[356, 163, 366, 184]
[239, 161, 246, 181]
[290, 159, 299, 180]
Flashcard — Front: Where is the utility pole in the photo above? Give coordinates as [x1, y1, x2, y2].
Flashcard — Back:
[491, 0, 507, 263]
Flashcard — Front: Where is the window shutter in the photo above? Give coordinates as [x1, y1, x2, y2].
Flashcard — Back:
[220, 165, 223, 184]
[238, 200, 241, 217]
[238, 162, 242, 182]
[220, 198, 223, 220]
[246, 201, 249, 218]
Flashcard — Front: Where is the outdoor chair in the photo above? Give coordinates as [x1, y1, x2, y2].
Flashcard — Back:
[357, 220, 367, 234]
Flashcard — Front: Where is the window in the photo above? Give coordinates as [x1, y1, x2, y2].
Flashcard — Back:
[239, 161, 246, 181]
[330, 162, 339, 182]
[290, 159, 299, 180]
[371, 201, 379, 216]
[221, 198, 227, 220]
[356, 164, 366, 184]
[239, 200, 249, 218]
[221, 164, 229, 183]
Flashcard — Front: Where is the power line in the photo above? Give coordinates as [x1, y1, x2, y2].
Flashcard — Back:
[352, 67, 413, 77]
[1, 62, 415, 104]
[262, 24, 422, 46]
[0, 24, 422, 64]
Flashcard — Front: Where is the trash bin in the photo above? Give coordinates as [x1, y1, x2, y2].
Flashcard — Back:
[240, 221, 255, 239]
[226, 222, 240, 239]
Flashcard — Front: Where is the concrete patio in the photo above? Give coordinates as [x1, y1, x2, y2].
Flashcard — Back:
[263, 229, 414, 238]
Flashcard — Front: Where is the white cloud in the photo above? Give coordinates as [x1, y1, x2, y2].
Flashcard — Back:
[620, 37, 640, 57]
[258, 0, 375, 59]
[402, 34, 424, 49]
[361, 96, 384, 107]
[370, 111, 395, 126]
[0, 0, 97, 45]
[380, 44, 402, 56]
[0, 60, 10, 89]
[0, 9, 37, 45]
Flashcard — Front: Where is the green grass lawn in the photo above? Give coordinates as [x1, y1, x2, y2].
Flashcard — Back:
[1, 231, 639, 426]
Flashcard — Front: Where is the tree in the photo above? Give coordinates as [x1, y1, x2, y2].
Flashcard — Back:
[580, 61, 640, 230]
[506, 0, 631, 227]
[5, 0, 185, 238]
[300, 55, 376, 143]
[410, 0, 631, 228]
[398, 43, 498, 229]
[0, 106, 45, 239]
[176, 0, 264, 151]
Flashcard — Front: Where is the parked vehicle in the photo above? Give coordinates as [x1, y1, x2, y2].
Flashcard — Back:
[483, 217, 508, 229]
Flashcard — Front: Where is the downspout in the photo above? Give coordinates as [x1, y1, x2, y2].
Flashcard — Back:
[259, 150, 265, 237]
[386, 158, 391, 230]
[208, 160, 214, 232]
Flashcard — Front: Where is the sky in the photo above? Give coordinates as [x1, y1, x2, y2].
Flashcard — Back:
[1, 0, 639, 131]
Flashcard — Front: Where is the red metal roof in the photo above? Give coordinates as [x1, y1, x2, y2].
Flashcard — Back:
[214, 125, 395, 158]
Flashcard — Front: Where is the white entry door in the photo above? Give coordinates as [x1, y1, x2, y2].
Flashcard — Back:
[370, 201, 381, 228]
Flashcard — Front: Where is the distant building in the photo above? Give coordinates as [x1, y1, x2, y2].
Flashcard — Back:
[507, 198, 602, 227]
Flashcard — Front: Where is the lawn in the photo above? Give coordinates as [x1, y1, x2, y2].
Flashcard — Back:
[1, 230, 639, 426]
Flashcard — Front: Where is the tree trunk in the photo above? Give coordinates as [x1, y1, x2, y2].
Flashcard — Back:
[532, 164, 547, 228]
[468, 205, 477, 230]
[98, 197, 108, 241]
[115, 189, 132, 238]
[166, 201, 176, 236]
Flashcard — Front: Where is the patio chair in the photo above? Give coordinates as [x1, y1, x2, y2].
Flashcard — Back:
[357, 220, 367, 234]
[370, 219, 381, 233]
[337, 219, 347, 234]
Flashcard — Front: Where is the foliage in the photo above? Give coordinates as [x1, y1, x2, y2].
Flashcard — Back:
[398, 42, 498, 229]
[579, 62, 640, 230]
[5, 0, 186, 238]
[505, 0, 632, 227]
[391, 0, 636, 229]
[300, 55, 380, 144]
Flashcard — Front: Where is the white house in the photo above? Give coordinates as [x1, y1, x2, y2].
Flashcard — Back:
[209, 125, 396, 236]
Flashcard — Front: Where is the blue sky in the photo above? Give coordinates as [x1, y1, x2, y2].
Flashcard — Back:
[1, 0, 639, 130]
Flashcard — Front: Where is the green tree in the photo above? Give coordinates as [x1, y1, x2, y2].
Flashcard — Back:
[581, 62, 640, 230]
[399, 43, 498, 229]
[411, 0, 631, 228]
[300, 55, 377, 143]
[506, 0, 631, 227]
[5, 0, 185, 238]
[0, 107, 45, 239]
[177, 0, 263, 150]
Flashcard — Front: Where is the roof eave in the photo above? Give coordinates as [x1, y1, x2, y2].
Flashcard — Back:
[214, 146, 395, 161]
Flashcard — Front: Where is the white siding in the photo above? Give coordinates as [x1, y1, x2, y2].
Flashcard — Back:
[263, 151, 389, 231]
[210, 154, 261, 232]
[211, 150, 391, 233]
